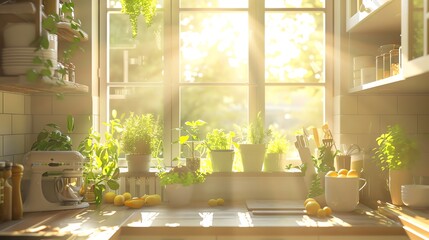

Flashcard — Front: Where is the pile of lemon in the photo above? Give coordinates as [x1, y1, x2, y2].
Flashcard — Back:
[304, 198, 332, 218]
[326, 169, 359, 178]
[104, 191, 161, 209]
[207, 198, 225, 207]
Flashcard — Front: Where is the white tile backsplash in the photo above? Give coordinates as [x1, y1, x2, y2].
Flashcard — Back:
[379, 115, 418, 133]
[418, 115, 429, 133]
[398, 96, 429, 114]
[0, 114, 12, 135]
[338, 115, 380, 134]
[3, 134, 25, 155]
[12, 115, 32, 134]
[357, 95, 398, 114]
[4, 92, 25, 114]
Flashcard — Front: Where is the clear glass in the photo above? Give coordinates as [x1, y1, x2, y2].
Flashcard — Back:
[180, 0, 248, 8]
[390, 49, 400, 76]
[180, 12, 248, 83]
[180, 86, 248, 132]
[265, 86, 324, 158]
[376, 55, 383, 80]
[265, 12, 325, 83]
[265, 0, 325, 8]
[108, 12, 164, 83]
[383, 53, 390, 78]
[410, 0, 424, 60]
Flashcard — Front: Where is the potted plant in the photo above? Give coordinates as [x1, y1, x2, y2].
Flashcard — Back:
[205, 129, 237, 172]
[31, 115, 74, 151]
[176, 120, 207, 171]
[78, 111, 122, 205]
[121, 112, 163, 173]
[238, 112, 270, 172]
[120, 0, 157, 38]
[264, 127, 289, 172]
[373, 124, 418, 205]
[157, 165, 207, 207]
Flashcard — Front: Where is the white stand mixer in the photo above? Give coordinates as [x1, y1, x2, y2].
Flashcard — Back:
[23, 151, 89, 212]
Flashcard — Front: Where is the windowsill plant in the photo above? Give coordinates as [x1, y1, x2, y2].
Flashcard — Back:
[205, 129, 237, 172]
[264, 127, 289, 172]
[30, 115, 74, 151]
[175, 120, 207, 171]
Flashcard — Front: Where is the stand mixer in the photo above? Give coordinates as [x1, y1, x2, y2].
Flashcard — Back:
[23, 151, 89, 212]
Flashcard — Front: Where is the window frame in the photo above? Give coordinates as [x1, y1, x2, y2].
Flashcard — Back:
[99, 0, 334, 167]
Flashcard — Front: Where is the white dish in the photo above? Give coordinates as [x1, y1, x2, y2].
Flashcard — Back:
[401, 185, 429, 208]
[2, 65, 46, 75]
[3, 23, 36, 47]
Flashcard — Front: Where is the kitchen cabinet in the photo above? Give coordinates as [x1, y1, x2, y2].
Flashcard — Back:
[0, 0, 89, 94]
[217, 237, 317, 240]
[346, 0, 429, 93]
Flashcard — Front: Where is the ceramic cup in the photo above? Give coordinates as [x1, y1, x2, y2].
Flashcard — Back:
[325, 176, 367, 212]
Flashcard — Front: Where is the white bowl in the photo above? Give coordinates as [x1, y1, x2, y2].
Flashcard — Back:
[3, 22, 36, 47]
[2, 65, 46, 75]
[401, 185, 429, 208]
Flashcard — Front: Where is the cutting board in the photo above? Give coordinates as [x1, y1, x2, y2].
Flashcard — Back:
[246, 200, 305, 211]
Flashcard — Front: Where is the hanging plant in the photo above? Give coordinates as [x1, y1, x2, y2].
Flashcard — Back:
[120, 0, 157, 38]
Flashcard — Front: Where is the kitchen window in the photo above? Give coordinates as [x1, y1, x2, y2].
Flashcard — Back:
[100, 0, 333, 168]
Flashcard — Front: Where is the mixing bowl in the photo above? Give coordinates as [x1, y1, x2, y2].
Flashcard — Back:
[401, 184, 429, 208]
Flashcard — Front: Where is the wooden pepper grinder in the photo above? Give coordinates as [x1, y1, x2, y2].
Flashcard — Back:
[3, 162, 12, 221]
[12, 164, 24, 220]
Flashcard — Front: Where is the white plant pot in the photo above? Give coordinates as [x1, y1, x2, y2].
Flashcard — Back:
[164, 184, 194, 207]
[239, 144, 266, 172]
[263, 153, 286, 172]
[126, 154, 151, 173]
[210, 150, 234, 172]
[389, 169, 413, 205]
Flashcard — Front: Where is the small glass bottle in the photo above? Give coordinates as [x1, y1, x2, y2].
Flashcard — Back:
[382, 53, 390, 78]
[376, 55, 383, 80]
[390, 49, 400, 76]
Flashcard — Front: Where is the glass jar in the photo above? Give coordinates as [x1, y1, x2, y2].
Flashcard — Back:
[376, 55, 383, 80]
[390, 49, 400, 76]
[382, 53, 390, 78]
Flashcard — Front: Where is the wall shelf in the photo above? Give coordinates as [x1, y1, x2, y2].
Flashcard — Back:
[0, 75, 88, 94]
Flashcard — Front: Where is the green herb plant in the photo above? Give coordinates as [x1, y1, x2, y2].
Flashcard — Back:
[307, 174, 324, 198]
[31, 115, 75, 151]
[312, 145, 337, 173]
[78, 111, 123, 205]
[120, 0, 157, 38]
[266, 127, 289, 154]
[176, 120, 207, 159]
[121, 112, 163, 158]
[373, 124, 418, 171]
[237, 112, 271, 144]
[205, 129, 237, 151]
[157, 165, 207, 187]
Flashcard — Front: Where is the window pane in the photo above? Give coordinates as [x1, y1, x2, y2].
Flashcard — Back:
[180, 12, 248, 83]
[109, 86, 164, 117]
[265, 12, 325, 83]
[108, 0, 164, 8]
[265, 0, 325, 8]
[109, 13, 164, 83]
[265, 86, 324, 157]
[180, 0, 248, 8]
[180, 86, 248, 132]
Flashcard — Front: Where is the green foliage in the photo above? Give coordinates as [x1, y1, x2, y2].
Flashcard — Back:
[176, 120, 207, 158]
[373, 125, 418, 171]
[247, 112, 270, 144]
[121, 112, 163, 157]
[157, 165, 207, 186]
[266, 127, 289, 154]
[312, 145, 337, 173]
[205, 129, 236, 151]
[307, 174, 324, 198]
[120, 0, 157, 38]
[78, 112, 122, 205]
[31, 116, 74, 151]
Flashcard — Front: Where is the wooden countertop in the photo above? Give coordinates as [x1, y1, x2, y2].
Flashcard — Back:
[0, 201, 406, 239]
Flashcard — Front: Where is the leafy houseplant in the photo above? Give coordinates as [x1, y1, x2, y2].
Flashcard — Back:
[157, 165, 207, 206]
[264, 128, 289, 172]
[373, 124, 418, 205]
[205, 129, 237, 172]
[238, 112, 270, 172]
[31, 116, 74, 151]
[78, 112, 122, 205]
[176, 120, 207, 171]
[121, 113, 163, 173]
[120, 0, 157, 38]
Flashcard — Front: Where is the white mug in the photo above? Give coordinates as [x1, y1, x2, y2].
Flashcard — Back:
[325, 176, 367, 212]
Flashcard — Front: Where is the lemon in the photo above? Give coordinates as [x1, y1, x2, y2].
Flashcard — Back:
[145, 194, 162, 206]
[304, 198, 316, 207]
[124, 199, 145, 209]
[347, 169, 359, 178]
[208, 199, 218, 207]
[323, 206, 332, 216]
[325, 170, 338, 177]
[216, 198, 225, 206]
[317, 208, 326, 218]
[104, 192, 116, 203]
[337, 174, 347, 178]
[123, 192, 132, 201]
[337, 169, 348, 175]
[305, 201, 321, 216]
[114, 195, 125, 206]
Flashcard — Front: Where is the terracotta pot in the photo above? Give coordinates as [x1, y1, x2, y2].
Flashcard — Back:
[239, 144, 266, 172]
[126, 154, 151, 173]
[210, 150, 234, 172]
[389, 169, 413, 205]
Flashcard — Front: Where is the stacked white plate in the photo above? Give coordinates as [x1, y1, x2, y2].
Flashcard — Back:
[2, 47, 57, 75]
